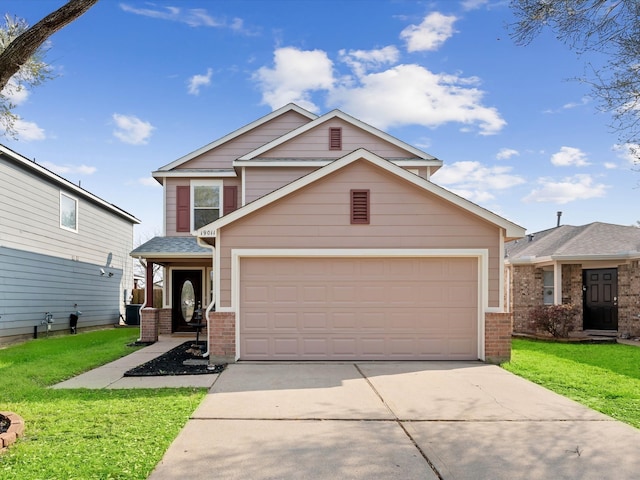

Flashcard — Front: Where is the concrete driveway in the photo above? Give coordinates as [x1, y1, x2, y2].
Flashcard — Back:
[148, 362, 640, 479]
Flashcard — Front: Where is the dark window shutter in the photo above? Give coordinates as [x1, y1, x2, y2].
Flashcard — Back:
[223, 185, 238, 215]
[350, 189, 369, 224]
[329, 127, 342, 150]
[176, 185, 190, 232]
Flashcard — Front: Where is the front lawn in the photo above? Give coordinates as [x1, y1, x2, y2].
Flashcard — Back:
[503, 338, 640, 429]
[0, 329, 206, 480]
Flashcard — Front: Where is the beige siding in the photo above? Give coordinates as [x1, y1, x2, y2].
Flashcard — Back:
[218, 160, 501, 308]
[178, 111, 312, 170]
[244, 167, 317, 204]
[261, 119, 417, 159]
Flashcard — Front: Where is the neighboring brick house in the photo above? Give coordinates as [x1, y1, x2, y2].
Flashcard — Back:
[505, 222, 640, 338]
[132, 104, 525, 363]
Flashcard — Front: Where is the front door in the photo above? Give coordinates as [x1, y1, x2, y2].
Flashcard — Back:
[172, 270, 203, 332]
[583, 268, 618, 330]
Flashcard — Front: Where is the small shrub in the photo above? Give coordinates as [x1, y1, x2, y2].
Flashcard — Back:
[528, 304, 580, 338]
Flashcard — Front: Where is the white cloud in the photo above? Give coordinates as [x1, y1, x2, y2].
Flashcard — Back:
[328, 63, 505, 134]
[400, 12, 457, 52]
[112, 113, 155, 145]
[1, 78, 30, 106]
[496, 148, 519, 160]
[604, 162, 617, 169]
[188, 68, 213, 95]
[550, 146, 590, 166]
[523, 174, 607, 204]
[461, 0, 490, 10]
[139, 176, 159, 187]
[12, 118, 46, 141]
[433, 161, 525, 203]
[41, 161, 96, 175]
[613, 143, 639, 165]
[254, 47, 334, 112]
[119, 4, 222, 27]
[339, 46, 400, 78]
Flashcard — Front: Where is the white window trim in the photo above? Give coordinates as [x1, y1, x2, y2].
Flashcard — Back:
[190, 179, 223, 232]
[60, 192, 78, 233]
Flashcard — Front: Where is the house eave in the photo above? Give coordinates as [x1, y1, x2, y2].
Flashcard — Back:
[232, 158, 443, 168]
[152, 169, 237, 179]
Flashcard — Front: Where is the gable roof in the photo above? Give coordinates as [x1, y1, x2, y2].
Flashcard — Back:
[155, 103, 318, 172]
[196, 148, 525, 240]
[505, 222, 640, 264]
[235, 108, 441, 168]
[0, 144, 140, 224]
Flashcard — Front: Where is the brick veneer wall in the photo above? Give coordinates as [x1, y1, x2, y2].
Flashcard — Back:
[158, 308, 172, 335]
[510, 265, 543, 333]
[207, 312, 236, 363]
[140, 308, 159, 343]
[619, 261, 640, 337]
[485, 312, 512, 364]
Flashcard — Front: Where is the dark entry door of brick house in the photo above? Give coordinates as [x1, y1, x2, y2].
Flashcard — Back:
[583, 268, 618, 330]
[172, 270, 202, 332]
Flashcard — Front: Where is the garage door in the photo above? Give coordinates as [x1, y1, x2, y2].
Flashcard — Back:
[239, 256, 478, 360]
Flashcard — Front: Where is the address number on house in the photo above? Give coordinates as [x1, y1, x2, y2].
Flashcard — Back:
[198, 229, 216, 237]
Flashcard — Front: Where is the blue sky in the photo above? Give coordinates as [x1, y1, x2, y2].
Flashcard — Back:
[2, 0, 638, 241]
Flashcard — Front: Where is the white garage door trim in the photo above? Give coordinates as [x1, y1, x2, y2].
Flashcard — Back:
[231, 248, 489, 361]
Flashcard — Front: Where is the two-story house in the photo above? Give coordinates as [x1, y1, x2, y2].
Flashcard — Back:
[131, 104, 525, 363]
[0, 144, 140, 345]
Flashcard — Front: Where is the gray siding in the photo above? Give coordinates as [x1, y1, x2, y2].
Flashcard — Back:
[0, 247, 123, 338]
[0, 155, 136, 342]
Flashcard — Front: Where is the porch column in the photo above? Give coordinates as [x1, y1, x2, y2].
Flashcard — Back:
[146, 261, 154, 307]
[554, 261, 562, 305]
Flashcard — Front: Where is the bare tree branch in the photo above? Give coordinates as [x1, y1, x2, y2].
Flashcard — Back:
[0, 0, 99, 93]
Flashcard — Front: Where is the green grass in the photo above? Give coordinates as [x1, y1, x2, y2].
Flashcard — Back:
[0, 329, 207, 480]
[503, 338, 640, 429]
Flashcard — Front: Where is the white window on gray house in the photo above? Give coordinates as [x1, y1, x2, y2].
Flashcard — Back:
[60, 192, 78, 232]
[192, 181, 221, 230]
[543, 270, 554, 305]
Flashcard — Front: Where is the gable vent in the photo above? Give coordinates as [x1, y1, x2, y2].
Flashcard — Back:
[329, 127, 342, 150]
[350, 189, 369, 224]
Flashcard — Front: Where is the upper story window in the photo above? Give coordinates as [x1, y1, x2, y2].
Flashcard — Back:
[60, 192, 78, 232]
[192, 180, 221, 230]
[329, 127, 342, 150]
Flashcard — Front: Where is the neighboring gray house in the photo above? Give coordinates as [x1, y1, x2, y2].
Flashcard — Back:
[505, 222, 640, 338]
[0, 144, 140, 344]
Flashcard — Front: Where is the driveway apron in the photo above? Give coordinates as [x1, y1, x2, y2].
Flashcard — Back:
[148, 362, 640, 480]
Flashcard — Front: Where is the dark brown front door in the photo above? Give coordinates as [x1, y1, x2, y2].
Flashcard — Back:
[583, 268, 618, 330]
[172, 270, 202, 332]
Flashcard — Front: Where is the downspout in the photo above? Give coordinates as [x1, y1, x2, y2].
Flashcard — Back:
[197, 236, 216, 358]
[135, 255, 147, 343]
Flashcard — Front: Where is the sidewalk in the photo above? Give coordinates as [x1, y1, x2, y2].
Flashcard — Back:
[51, 336, 219, 389]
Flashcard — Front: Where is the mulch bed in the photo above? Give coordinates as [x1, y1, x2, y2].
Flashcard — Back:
[124, 341, 226, 377]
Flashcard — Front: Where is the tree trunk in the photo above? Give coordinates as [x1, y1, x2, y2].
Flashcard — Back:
[0, 0, 99, 92]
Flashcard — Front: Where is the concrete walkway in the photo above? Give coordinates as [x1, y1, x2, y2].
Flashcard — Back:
[148, 362, 640, 480]
[52, 336, 218, 389]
